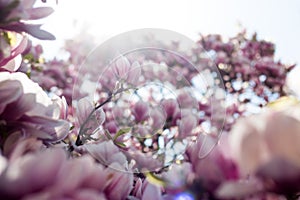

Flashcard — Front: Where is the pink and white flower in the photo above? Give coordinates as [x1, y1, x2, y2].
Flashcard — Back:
[0, 72, 69, 150]
[0, 0, 55, 40]
[229, 106, 300, 194]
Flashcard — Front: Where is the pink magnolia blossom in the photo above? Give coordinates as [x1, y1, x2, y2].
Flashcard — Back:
[77, 97, 105, 135]
[2, 0, 53, 21]
[0, 24, 294, 200]
[0, 72, 70, 149]
[0, 145, 134, 200]
[125, 149, 163, 172]
[84, 140, 127, 167]
[104, 120, 118, 134]
[216, 178, 267, 200]
[132, 101, 149, 123]
[99, 66, 118, 92]
[0, 0, 55, 40]
[177, 91, 197, 109]
[186, 135, 238, 192]
[149, 107, 166, 130]
[161, 99, 180, 126]
[104, 162, 134, 200]
[229, 108, 300, 194]
[127, 61, 141, 85]
[111, 56, 141, 86]
[178, 113, 198, 139]
[20, 49, 80, 105]
[112, 55, 131, 80]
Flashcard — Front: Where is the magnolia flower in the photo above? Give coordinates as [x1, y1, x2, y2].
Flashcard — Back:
[186, 135, 238, 192]
[28, 58, 78, 105]
[177, 91, 197, 109]
[161, 99, 180, 127]
[84, 140, 127, 168]
[229, 107, 300, 194]
[0, 145, 134, 200]
[112, 55, 131, 80]
[99, 56, 141, 93]
[104, 162, 134, 200]
[0, 0, 55, 40]
[149, 107, 166, 130]
[111, 56, 141, 86]
[112, 56, 141, 85]
[0, 72, 69, 150]
[132, 101, 149, 123]
[99, 66, 118, 92]
[161, 99, 179, 119]
[178, 113, 198, 139]
[125, 149, 163, 172]
[77, 97, 105, 135]
[104, 120, 118, 134]
[3, 134, 45, 159]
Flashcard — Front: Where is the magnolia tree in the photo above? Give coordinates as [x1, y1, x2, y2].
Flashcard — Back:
[0, 1, 299, 200]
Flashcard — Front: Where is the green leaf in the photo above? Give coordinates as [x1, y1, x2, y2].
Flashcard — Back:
[145, 172, 166, 187]
[113, 127, 131, 141]
[114, 141, 126, 148]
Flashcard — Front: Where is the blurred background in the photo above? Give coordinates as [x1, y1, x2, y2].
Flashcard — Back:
[38, 0, 300, 64]
[36, 0, 300, 92]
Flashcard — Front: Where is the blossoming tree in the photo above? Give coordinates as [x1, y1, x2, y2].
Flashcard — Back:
[0, 1, 299, 200]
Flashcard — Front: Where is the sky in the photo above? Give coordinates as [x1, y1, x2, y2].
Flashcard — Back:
[39, 0, 300, 65]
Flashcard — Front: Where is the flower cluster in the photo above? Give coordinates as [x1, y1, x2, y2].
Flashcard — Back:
[0, 0, 55, 72]
[0, 1, 300, 200]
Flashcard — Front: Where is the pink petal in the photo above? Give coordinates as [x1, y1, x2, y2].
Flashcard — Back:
[77, 98, 94, 124]
[149, 108, 166, 130]
[85, 141, 127, 166]
[0, 36, 28, 68]
[104, 163, 133, 200]
[1, 92, 35, 120]
[77, 98, 105, 135]
[113, 56, 131, 79]
[133, 101, 149, 122]
[0, 79, 22, 107]
[0, 148, 66, 197]
[161, 99, 179, 119]
[74, 189, 107, 200]
[22, 24, 55, 40]
[22, 115, 70, 141]
[23, 0, 36, 8]
[142, 181, 162, 200]
[178, 114, 197, 138]
[27, 7, 54, 20]
[127, 61, 141, 85]
[1, 54, 22, 71]
[216, 179, 264, 199]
